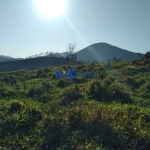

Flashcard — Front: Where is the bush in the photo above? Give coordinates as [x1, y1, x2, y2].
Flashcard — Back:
[57, 79, 70, 88]
[123, 76, 138, 88]
[107, 83, 132, 104]
[139, 82, 150, 98]
[89, 80, 107, 101]
[132, 60, 138, 65]
[136, 78, 145, 86]
[40, 94, 51, 103]
[8, 101, 24, 114]
[41, 81, 51, 90]
[40, 73, 47, 78]
[15, 108, 43, 131]
[103, 76, 114, 86]
[27, 87, 42, 97]
[143, 59, 150, 65]
[6, 90, 16, 97]
[2, 76, 15, 84]
[37, 117, 63, 149]
[10, 79, 17, 85]
[72, 77, 86, 84]
[60, 85, 82, 105]
[61, 65, 66, 70]
[75, 64, 86, 70]
[51, 73, 56, 79]
[43, 67, 49, 73]
[37, 69, 43, 76]
[0, 88, 5, 98]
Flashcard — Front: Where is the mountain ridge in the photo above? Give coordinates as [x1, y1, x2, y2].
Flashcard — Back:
[0, 42, 145, 72]
[75, 42, 144, 62]
[0, 55, 24, 62]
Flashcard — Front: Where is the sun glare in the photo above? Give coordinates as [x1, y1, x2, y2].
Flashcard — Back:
[34, 0, 66, 18]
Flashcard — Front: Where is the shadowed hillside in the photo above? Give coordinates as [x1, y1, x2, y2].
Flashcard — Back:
[0, 57, 71, 72]
[76, 43, 144, 62]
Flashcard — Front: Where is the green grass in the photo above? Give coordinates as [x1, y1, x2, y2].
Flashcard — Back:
[0, 60, 150, 150]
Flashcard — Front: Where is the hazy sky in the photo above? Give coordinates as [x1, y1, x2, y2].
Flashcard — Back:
[0, 0, 150, 58]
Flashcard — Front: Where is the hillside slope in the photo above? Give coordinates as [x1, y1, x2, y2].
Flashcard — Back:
[0, 58, 150, 149]
[0, 55, 23, 62]
[76, 43, 144, 62]
[0, 57, 70, 72]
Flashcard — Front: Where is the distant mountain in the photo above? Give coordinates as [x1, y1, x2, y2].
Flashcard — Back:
[0, 55, 24, 62]
[75, 43, 144, 62]
[0, 43, 145, 72]
[58, 52, 67, 57]
[0, 55, 14, 62]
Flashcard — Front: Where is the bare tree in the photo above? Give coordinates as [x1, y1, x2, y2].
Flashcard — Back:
[66, 43, 77, 65]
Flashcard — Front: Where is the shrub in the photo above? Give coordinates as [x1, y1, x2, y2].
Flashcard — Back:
[107, 83, 132, 104]
[6, 90, 16, 97]
[61, 65, 67, 70]
[40, 73, 47, 78]
[2, 76, 13, 84]
[15, 84, 21, 93]
[37, 117, 63, 149]
[43, 67, 49, 73]
[103, 76, 114, 86]
[49, 72, 52, 77]
[81, 68, 87, 72]
[143, 59, 150, 65]
[57, 79, 70, 88]
[51, 73, 56, 79]
[41, 81, 51, 90]
[10, 79, 17, 85]
[0, 88, 5, 98]
[123, 76, 138, 88]
[88, 80, 107, 101]
[136, 78, 145, 86]
[72, 77, 86, 84]
[8, 101, 24, 114]
[75, 64, 86, 70]
[132, 60, 138, 65]
[37, 69, 43, 76]
[15, 108, 43, 131]
[139, 82, 150, 98]
[27, 87, 42, 97]
[40, 94, 51, 103]
[60, 86, 82, 105]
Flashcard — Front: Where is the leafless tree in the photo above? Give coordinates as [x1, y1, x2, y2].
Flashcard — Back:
[66, 43, 77, 65]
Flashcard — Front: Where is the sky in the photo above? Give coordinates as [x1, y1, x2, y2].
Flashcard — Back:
[0, 0, 150, 58]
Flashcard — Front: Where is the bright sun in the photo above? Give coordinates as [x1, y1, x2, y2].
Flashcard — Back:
[34, 0, 66, 18]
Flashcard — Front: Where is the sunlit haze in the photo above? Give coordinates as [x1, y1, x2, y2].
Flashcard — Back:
[34, 0, 66, 18]
[0, 0, 150, 58]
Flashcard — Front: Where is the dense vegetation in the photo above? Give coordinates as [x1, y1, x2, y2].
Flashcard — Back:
[0, 58, 150, 150]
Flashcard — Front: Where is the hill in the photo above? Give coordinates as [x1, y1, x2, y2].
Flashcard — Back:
[0, 57, 70, 72]
[0, 55, 23, 62]
[76, 43, 144, 62]
[0, 43, 145, 72]
[0, 58, 150, 149]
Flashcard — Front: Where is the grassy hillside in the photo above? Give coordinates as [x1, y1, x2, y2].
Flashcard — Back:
[0, 59, 150, 149]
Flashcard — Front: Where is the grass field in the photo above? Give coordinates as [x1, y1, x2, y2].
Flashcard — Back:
[0, 59, 150, 150]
